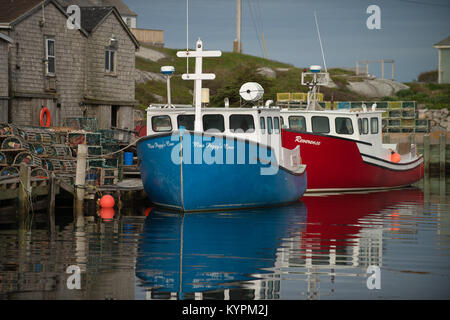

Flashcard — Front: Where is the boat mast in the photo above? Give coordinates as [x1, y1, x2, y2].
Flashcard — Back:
[177, 39, 221, 131]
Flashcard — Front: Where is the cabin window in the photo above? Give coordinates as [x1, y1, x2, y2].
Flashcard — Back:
[229, 115, 255, 133]
[274, 117, 280, 133]
[280, 117, 284, 127]
[335, 117, 354, 134]
[45, 38, 55, 75]
[312, 116, 330, 134]
[358, 118, 362, 135]
[152, 115, 172, 132]
[203, 114, 224, 132]
[260, 117, 266, 134]
[289, 116, 306, 132]
[363, 118, 369, 134]
[177, 114, 195, 130]
[371, 117, 379, 134]
[267, 117, 273, 134]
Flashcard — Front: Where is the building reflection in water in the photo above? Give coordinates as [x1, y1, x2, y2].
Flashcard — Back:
[0, 205, 148, 300]
[136, 187, 424, 300]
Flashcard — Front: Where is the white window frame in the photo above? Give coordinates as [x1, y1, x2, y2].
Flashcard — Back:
[45, 38, 55, 76]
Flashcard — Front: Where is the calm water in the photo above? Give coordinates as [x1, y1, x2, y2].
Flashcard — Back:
[0, 177, 449, 300]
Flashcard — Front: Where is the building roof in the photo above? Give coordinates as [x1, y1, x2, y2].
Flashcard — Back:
[0, 32, 14, 43]
[434, 36, 450, 48]
[78, 6, 139, 48]
[0, 0, 44, 24]
[57, 0, 137, 17]
[79, 6, 114, 32]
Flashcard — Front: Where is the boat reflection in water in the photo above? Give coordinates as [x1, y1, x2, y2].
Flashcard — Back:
[135, 203, 307, 300]
[136, 187, 424, 300]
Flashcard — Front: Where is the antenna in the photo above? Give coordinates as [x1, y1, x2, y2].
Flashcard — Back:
[314, 12, 327, 73]
[186, 0, 189, 74]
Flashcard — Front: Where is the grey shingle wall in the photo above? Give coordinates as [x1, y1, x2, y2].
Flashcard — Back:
[6, 2, 136, 127]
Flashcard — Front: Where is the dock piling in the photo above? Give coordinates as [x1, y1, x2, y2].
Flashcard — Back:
[47, 173, 56, 240]
[74, 144, 88, 225]
[18, 163, 31, 229]
[439, 133, 446, 175]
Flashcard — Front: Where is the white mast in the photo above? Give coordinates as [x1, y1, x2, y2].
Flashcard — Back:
[177, 39, 222, 132]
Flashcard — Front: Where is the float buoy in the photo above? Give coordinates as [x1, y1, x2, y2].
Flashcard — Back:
[99, 194, 115, 208]
[390, 150, 401, 163]
[39, 107, 51, 127]
[144, 207, 153, 217]
[99, 208, 115, 220]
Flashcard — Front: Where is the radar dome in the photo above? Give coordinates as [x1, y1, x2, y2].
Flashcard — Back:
[239, 82, 264, 102]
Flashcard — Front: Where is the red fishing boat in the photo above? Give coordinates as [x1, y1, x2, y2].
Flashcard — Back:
[280, 66, 424, 192]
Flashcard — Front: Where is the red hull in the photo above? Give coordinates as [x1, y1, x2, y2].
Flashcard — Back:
[281, 129, 424, 191]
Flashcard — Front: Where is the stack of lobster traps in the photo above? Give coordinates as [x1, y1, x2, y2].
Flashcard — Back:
[0, 118, 126, 187]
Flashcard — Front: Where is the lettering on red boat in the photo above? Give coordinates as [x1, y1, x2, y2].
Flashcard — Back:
[295, 135, 321, 146]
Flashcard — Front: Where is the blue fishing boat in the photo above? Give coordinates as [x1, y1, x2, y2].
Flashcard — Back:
[136, 39, 307, 212]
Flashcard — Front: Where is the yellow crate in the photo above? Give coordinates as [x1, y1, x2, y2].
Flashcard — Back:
[291, 92, 306, 102]
[277, 93, 291, 102]
[325, 101, 332, 109]
[312, 92, 324, 101]
[388, 101, 402, 109]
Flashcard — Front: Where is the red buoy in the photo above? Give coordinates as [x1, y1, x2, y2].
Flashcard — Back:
[99, 207, 115, 220]
[390, 151, 401, 163]
[144, 207, 153, 217]
[99, 194, 115, 208]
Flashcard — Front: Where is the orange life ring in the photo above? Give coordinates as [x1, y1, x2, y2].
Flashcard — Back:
[39, 107, 51, 127]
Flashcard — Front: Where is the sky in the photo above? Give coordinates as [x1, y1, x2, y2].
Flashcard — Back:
[124, 0, 450, 82]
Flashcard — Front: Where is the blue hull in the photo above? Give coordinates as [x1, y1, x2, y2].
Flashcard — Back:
[137, 130, 307, 212]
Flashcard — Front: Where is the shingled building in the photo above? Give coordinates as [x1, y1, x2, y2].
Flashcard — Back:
[0, 0, 139, 130]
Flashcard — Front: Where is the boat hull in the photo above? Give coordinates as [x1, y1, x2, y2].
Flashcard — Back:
[281, 129, 424, 192]
[137, 130, 307, 211]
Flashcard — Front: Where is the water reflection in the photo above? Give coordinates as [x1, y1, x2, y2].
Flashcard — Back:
[135, 187, 433, 300]
[0, 180, 449, 300]
[135, 203, 307, 300]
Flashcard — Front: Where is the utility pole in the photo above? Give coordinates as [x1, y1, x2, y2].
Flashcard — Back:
[233, 0, 242, 53]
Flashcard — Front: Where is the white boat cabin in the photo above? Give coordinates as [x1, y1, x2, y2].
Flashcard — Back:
[146, 104, 283, 152]
[280, 108, 417, 163]
[280, 108, 383, 148]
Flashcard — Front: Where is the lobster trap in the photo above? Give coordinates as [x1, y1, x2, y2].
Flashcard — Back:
[1, 137, 29, 150]
[0, 166, 19, 177]
[31, 167, 49, 179]
[13, 152, 42, 167]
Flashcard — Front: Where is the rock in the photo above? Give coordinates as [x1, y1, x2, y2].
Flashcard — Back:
[441, 108, 449, 116]
[275, 68, 291, 72]
[152, 94, 164, 102]
[136, 46, 166, 62]
[135, 69, 166, 84]
[418, 109, 427, 120]
[256, 67, 276, 79]
[433, 110, 441, 120]
[346, 79, 409, 98]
